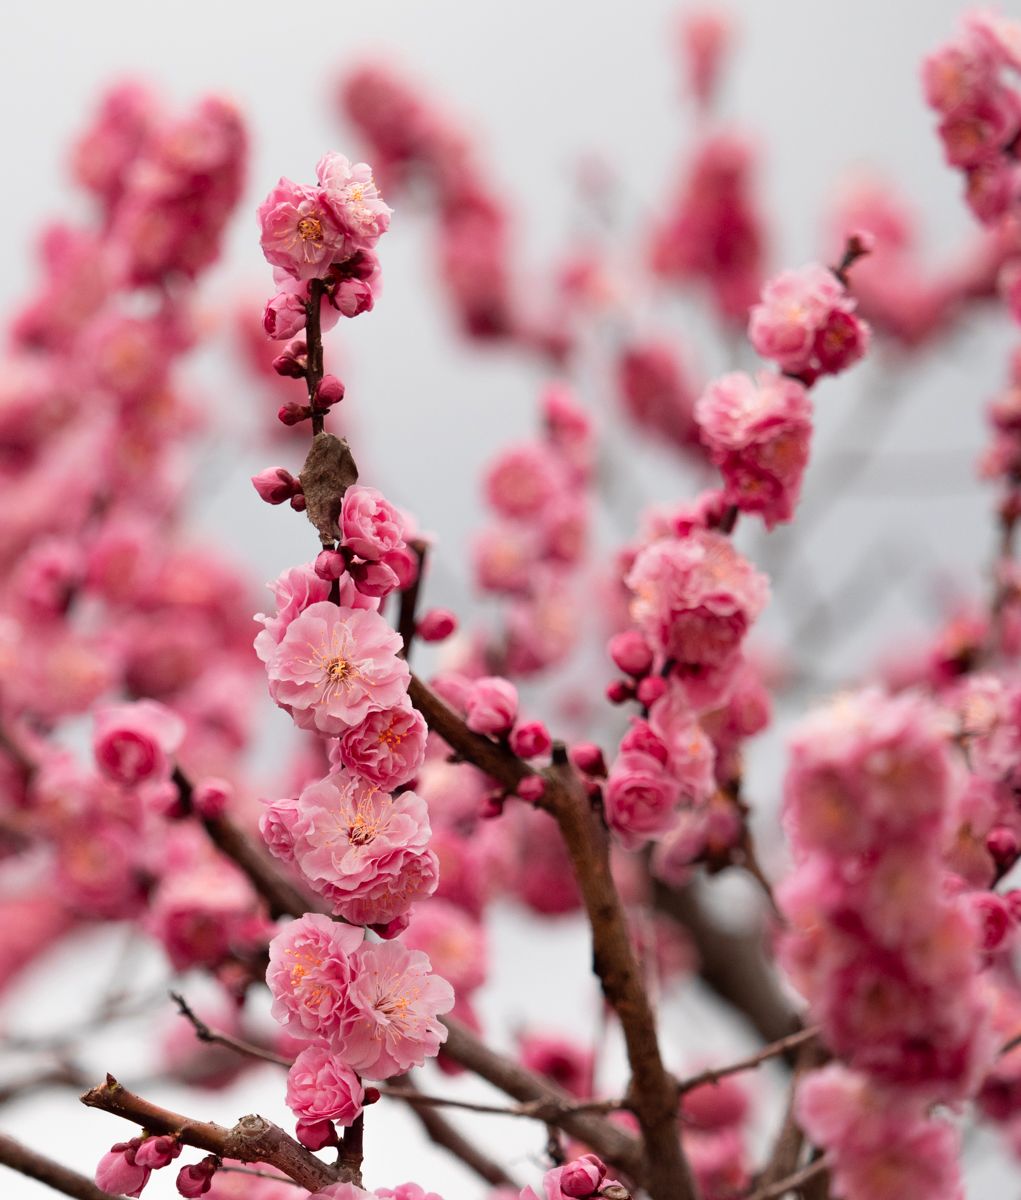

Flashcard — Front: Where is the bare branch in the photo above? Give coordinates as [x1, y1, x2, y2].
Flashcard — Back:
[0, 1133, 125, 1200]
[80, 1075, 344, 1192]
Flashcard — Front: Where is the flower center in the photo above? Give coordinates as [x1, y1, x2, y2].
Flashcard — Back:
[326, 656, 351, 681]
[377, 723, 405, 748]
[297, 214, 324, 244]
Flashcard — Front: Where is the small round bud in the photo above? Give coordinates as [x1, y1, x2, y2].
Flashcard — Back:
[509, 720, 553, 759]
[636, 675, 667, 707]
[251, 466, 300, 505]
[316, 374, 346, 407]
[606, 679, 634, 705]
[571, 743, 607, 777]
[192, 778, 232, 820]
[314, 549, 346, 581]
[295, 1118, 337, 1151]
[517, 776, 547, 804]
[608, 630, 654, 677]
[988, 825, 1019, 869]
[417, 608, 458, 642]
[350, 558, 400, 597]
[278, 403, 312, 426]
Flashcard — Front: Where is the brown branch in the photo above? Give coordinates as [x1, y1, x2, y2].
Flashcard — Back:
[173, 768, 324, 922]
[744, 1156, 830, 1200]
[396, 540, 428, 662]
[652, 878, 801, 1046]
[677, 1028, 819, 1096]
[80, 1075, 343, 1193]
[410, 677, 696, 1199]
[755, 1036, 829, 1193]
[305, 278, 326, 436]
[441, 1017, 644, 1183]
[0, 1132, 126, 1200]
[379, 1085, 625, 1121]
[392, 1075, 519, 1189]
[170, 991, 291, 1068]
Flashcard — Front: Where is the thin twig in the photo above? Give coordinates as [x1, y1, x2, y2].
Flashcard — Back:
[0, 1133, 125, 1200]
[170, 991, 291, 1068]
[676, 1027, 819, 1095]
[743, 1156, 830, 1200]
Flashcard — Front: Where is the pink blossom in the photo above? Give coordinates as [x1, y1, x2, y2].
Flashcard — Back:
[464, 676, 518, 736]
[402, 899, 487, 994]
[518, 1033, 593, 1097]
[337, 939, 454, 1079]
[254, 563, 333, 662]
[176, 1157, 218, 1196]
[626, 530, 769, 694]
[484, 444, 562, 518]
[417, 608, 458, 642]
[263, 291, 307, 340]
[310, 1186, 374, 1200]
[93, 700, 185, 786]
[604, 750, 682, 847]
[340, 485, 407, 560]
[134, 1135, 182, 1169]
[316, 152, 393, 245]
[797, 1066, 965, 1200]
[509, 720, 552, 759]
[267, 913, 364, 1042]
[334, 700, 427, 789]
[96, 1141, 150, 1197]
[375, 1186, 445, 1200]
[748, 264, 845, 371]
[266, 602, 409, 734]
[286, 1045, 364, 1126]
[258, 178, 351, 281]
[288, 771, 437, 925]
[260, 795, 302, 863]
[695, 371, 813, 528]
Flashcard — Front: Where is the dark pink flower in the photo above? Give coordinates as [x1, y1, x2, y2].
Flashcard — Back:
[93, 700, 185, 786]
[340, 485, 407, 560]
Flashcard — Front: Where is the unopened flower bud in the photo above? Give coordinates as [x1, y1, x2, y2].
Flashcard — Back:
[289, 493, 307, 511]
[350, 558, 401, 597]
[278, 403, 312, 426]
[176, 1156, 218, 1197]
[295, 1118, 337, 1151]
[606, 679, 635, 705]
[314, 549, 346, 580]
[517, 776, 547, 804]
[134, 1135, 181, 1170]
[636, 675, 667, 706]
[571, 743, 607, 777]
[417, 608, 458, 642]
[192, 778, 232, 820]
[560, 1153, 608, 1197]
[608, 630, 654, 677]
[510, 720, 553, 759]
[251, 466, 300, 505]
[465, 676, 518, 736]
[316, 374, 345, 407]
[272, 338, 307, 378]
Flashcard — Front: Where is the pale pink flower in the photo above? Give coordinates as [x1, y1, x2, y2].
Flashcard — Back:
[289, 771, 437, 925]
[464, 676, 518, 736]
[604, 750, 682, 847]
[286, 1045, 364, 1126]
[484, 444, 562, 518]
[310, 1184, 375, 1199]
[402, 899, 487, 994]
[93, 700, 185, 786]
[267, 602, 409, 734]
[340, 485, 407, 560]
[333, 700, 427, 789]
[626, 530, 769, 686]
[695, 371, 813, 528]
[748, 265, 844, 370]
[258, 178, 351, 281]
[316, 152, 393, 245]
[337, 939, 454, 1079]
[267, 913, 364, 1042]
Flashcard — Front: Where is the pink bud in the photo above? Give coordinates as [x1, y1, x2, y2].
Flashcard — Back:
[350, 558, 401, 597]
[176, 1156, 218, 1197]
[606, 679, 635, 705]
[272, 338, 307, 378]
[96, 1141, 150, 1197]
[289, 493, 307, 512]
[464, 676, 519, 736]
[559, 1153, 608, 1197]
[1003, 889, 1021, 923]
[364, 1086, 382, 1105]
[620, 719, 669, 766]
[316, 374, 346, 407]
[571, 743, 607, 777]
[417, 608, 458, 642]
[263, 291, 306, 340]
[278, 402, 312, 426]
[383, 545, 419, 588]
[133, 1135, 181, 1170]
[93, 701, 185, 786]
[510, 721, 553, 759]
[970, 893, 1013, 952]
[517, 775, 547, 804]
[314, 549, 347, 580]
[251, 467, 300, 505]
[636, 675, 667, 706]
[987, 826, 1019, 869]
[295, 1118, 337, 1150]
[370, 912, 412, 939]
[192, 778, 232, 820]
[608, 630, 654, 677]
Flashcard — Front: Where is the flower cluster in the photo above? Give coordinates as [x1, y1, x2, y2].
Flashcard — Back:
[268, 914, 453, 1126]
[779, 688, 998, 1199]
[473, 385, 595, 675]
[923, 11, 1021, 226]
